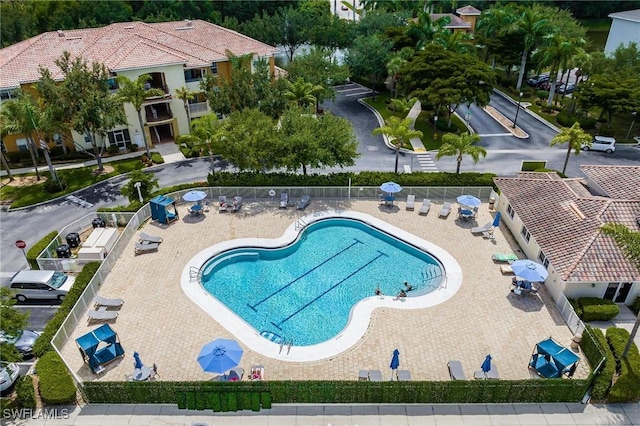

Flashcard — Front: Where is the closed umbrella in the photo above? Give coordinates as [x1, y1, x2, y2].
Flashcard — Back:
[492, 212, 501, 228]
[198, 338, 243, 375]
[183, 190, 207, 202]
[457, 195, 481, 207]
[481, 354, 492, 374]
[133, 351, 143, 369]
[390, 348, 400, 380]
[511, 260, 548, 282]
[379, 182, 402, 194]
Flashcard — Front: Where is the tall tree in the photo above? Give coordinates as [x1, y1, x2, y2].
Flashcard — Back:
[476, 5, 518, 68]
[372, 116, 422, 173]
[386, 48, 413, 98]
[533, 33, 581, 106]
[0, 287, 29, 362]
[116, 74, 164, 158]
[345, 35, 392, 101]
[176, 114, 223, 174]
[435, 132, 486, 174]
[0, 94, 40, 180]
[286, 48, 349, 106]
[549, 122, 592, 175]
[174, 86, 194, 124]
[284, 78, 323, 111]
[512, 5, 551, 91]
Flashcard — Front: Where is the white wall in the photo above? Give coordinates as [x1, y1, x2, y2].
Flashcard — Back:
[605, 18, 640, 55]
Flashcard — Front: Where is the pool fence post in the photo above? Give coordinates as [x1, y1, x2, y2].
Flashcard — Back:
[348, 178, 351, 200]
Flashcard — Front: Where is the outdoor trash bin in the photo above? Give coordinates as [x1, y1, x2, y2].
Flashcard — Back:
[92, 217, 106, 228]
[56, 244, 71, 258]
[489, 197, 496, 210]
[66, 232, 80, 248]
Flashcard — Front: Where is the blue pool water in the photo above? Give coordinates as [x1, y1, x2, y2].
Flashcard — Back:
[201, 218, 444, 346]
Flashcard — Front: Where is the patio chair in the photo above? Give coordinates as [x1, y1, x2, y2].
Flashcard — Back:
[279, 193, 288, 208]
[93, 295, 124, 309]
[474, 364, 499, 380]
[438, 202, 452, 218]
[492, 253, 518, 263]
[397, 370, 412, 381]
[135, 242, 159, 255]
[230, 367, 244, 381]
[297, 195, 311, 210]
[500, 264, 514, 275]
[218, 196, 228, 212]
[87, 308, 118, 324]
[231, 196, 242, 212]
[368, 370, 383, 382]
[418, 199, 431, 215]
[203, 201, 211, 212]
[406, 194, 416, 210]
[472, 206, 479, 218]
[483, 229, 495, 240]
[250, 365, 265, 381]
[470, 222, 493, 234]
[358, 370, 369, 381]
[139, 232, 163, 244]
[448, 360, 467, 380]
[150, 363, 160, 380]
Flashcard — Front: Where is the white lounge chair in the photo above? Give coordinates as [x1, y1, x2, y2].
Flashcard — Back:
[218, 196, 228, 212]
[139, 232, 162, 244]
[279, 193, 288, 208]
[500, 264, 514, 275]
[406, 194, 415, 210]
[438, 202, 452, 218]
[474, 364, 499, 380]
[397, 370, 412, 381]
[368, 370, 383, 382]
[250, 365, 265, 381]
[418, 199, 431, 215]
[297, 195, 310, 210]
[135, 242, 158, 255]
[471, 222, 493, 234]
[448, 360, 467, 380]
[231, 196, 242, 212]
[87, 308, 118, 324]
[94, 295, 124, 309]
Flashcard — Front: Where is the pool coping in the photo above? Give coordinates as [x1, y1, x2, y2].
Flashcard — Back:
[181, 210, 463, 363]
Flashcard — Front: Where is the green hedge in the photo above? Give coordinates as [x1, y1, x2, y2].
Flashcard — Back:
[582, 326, 615, 400]
[606, 327, 640, 402]
[206, 171, 497, 188]
[37, 352, 76, 405]
[630, 297, 640, 316]
[521, 161, 547, 171]
[15, 376, 36, 409]
[26, 231, 58, 270]
[568, 298, 583, 319]
[556, 111, 597, 129]
[150, 152, 164, 165]
[32, 262, 101, 357]
[578, 298, 620, 321]
[82, 379, 587, 404]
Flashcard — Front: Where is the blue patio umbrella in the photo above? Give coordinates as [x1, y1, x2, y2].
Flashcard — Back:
[481, 354, 492, 373]
[197, 338, 244, 374]
[390, 349, 400, 370]
[133, 351, 143, 369]
[511, 260, 549, 282]
[457, 194, 481, 207]
[182, 190, 207, 203]
[492, 212, 502, 228]
[379, 182, 402, 194]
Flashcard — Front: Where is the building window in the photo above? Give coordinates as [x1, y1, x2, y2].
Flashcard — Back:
[16, 138, 29, 152]
[520, 225, 531, 242]
[537, 250, 549, 268]
[106, 78, 118, 91]
[210, 63, 218, 75]
[506, 204, 514, 219]
[107, 129, 131, 150]
[184, 68, 205, 82]
[0, 89, 17, 101]
[53, 133, 63, 146]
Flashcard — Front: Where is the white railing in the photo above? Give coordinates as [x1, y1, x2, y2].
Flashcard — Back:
[555, 292, 585, 335]
[188, 102, 208, 114]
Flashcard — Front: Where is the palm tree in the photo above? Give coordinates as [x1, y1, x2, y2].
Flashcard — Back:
[534, 33, 584, 106]
[389, 97, 418, 116]
[386, 48, 413, 98]
[174, 87, 194, 124]
[176, 114, 222, 174]
[116, 74, 164, 158]
[372, 116, 423, 173]
[550, 122, 591, 175]
[513, 6, 550, 91]
[0, 115, 14, 182]
[435, 132, 486, 174]
[284, 78, 323, 111]
[476, 6, 517, 69]
[0, 94, 41, 180]
[433, 30, 473, 54]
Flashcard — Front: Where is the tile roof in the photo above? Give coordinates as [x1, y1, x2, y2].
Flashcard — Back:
[0, 20, 278, 89]
[581, 165, 640, 200]
[430, 13, 471, 29]
[494, 173, 640, 282]
[456, 5, 481, 15]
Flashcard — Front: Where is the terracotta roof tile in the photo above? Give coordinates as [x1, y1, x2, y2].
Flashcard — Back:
[456, 5, 481, 15]
[581, 165, 640, 200]
[430, 13, 471, 28]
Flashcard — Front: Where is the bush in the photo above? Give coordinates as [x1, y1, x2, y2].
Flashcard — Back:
[37, 352, 76, 405]
[581, 326, 615, 400]
[107, 145, 120, 155]
[126, 143, 138, 152]
[630, 297, 640, 316]
[597, 126, 615, 137]
[26, 231, 58, 270]
[15, 376, 36, 409]
[32, 262, 100, 357]
[556, 111, 597, 129]
[606, 327, 640, 402]
[579, 298, 620, 321]
[150, 152, 164, 164]
[568, 298, 583, 318]
[43, 177, 67, 193]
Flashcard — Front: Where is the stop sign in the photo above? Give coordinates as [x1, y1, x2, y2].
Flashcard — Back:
[15, 240, 26, 249]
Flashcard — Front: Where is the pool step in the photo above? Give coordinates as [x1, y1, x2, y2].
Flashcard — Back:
[260, 330, 285, 344]
[201, 251, 260, 282]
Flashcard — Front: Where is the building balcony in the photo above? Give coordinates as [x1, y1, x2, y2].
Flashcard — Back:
[188, 102, 209, 117]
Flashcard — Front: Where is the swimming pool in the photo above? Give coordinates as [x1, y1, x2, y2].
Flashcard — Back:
[182, 210, 462, 362]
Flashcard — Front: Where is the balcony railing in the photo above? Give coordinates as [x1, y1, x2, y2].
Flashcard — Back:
[145, 109, 173, 123]
[188, 102, 208, 114]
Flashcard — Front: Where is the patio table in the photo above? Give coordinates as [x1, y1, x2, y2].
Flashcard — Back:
[133, 366, 151, 381]
[460, 209, 473, 220]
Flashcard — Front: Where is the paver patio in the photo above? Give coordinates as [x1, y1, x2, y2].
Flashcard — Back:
[60, 199, 589, 382]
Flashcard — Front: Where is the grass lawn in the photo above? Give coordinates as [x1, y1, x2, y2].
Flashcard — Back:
[1, 157, 145, 208]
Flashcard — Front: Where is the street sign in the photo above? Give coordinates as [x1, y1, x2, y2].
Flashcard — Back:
[15, 240, 27, 249]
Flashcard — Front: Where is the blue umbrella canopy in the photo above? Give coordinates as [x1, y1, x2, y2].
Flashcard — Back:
[183, 190, 207, 202]
[481, 354, 492, 373]
[197, 338, 243, 374]
[511, 260, 549, 282]
[390, 349, 400, 370]
[492, 212, 502, 228]
[133, 351, 143, 369]
[457, 195, 481, 207]
[379, 182, 402, 194]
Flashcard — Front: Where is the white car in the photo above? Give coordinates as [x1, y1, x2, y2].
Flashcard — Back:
[0, 362, 20, 393]
[582, 136, 616, 153]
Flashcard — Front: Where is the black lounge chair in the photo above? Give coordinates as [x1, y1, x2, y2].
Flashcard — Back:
[297, 195, 310, 210]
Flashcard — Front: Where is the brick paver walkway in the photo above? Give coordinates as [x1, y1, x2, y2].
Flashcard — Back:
[61, 200, 588, 383]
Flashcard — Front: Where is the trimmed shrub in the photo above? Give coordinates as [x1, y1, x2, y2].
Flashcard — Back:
[37, 351, 76, 405]
[521, 161, 547, 171]
[26, 231, 58, 270]
[556, 110, 596, 129]
[251, 392, 261, 411]
[568, 298, 583, 319]
[581, 326, 615, 400]
[228, 392, 238, 411]
[261, 391, 272, 409]
[43, 178, 67, 193]
[630, 297, 640, 316]
[32, 262, 100, 357]
[579, 298, 620, 321]
[606, 327, 640, 402]
[16, 376, 36, 409]
[150, 152, 164, 164]
[107, 145, 120, 155]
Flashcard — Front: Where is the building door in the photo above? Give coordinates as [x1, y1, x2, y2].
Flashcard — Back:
[614, 282, 633, 303]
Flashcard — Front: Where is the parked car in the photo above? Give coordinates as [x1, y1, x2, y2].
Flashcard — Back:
[9, 270, 75, 302]
[582, 136, 616, 153]
[0, 362, 20, 393]
[527, 73, 550, 87]
[0, 330, 42, 359]
[557, 83, 576, 94]
[539, 80, 562, 91]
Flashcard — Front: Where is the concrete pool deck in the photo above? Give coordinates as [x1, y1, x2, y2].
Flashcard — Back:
[61, 199, 589, 382]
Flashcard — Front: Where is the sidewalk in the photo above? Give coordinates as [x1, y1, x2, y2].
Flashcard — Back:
[6, 402, 639, 425]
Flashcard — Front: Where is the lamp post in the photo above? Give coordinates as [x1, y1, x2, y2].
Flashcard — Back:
[133, 182, 143, 203]
[433, 115, 438, 131]
[512, 92, 523, 129]
[625, 111, 637, 141]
